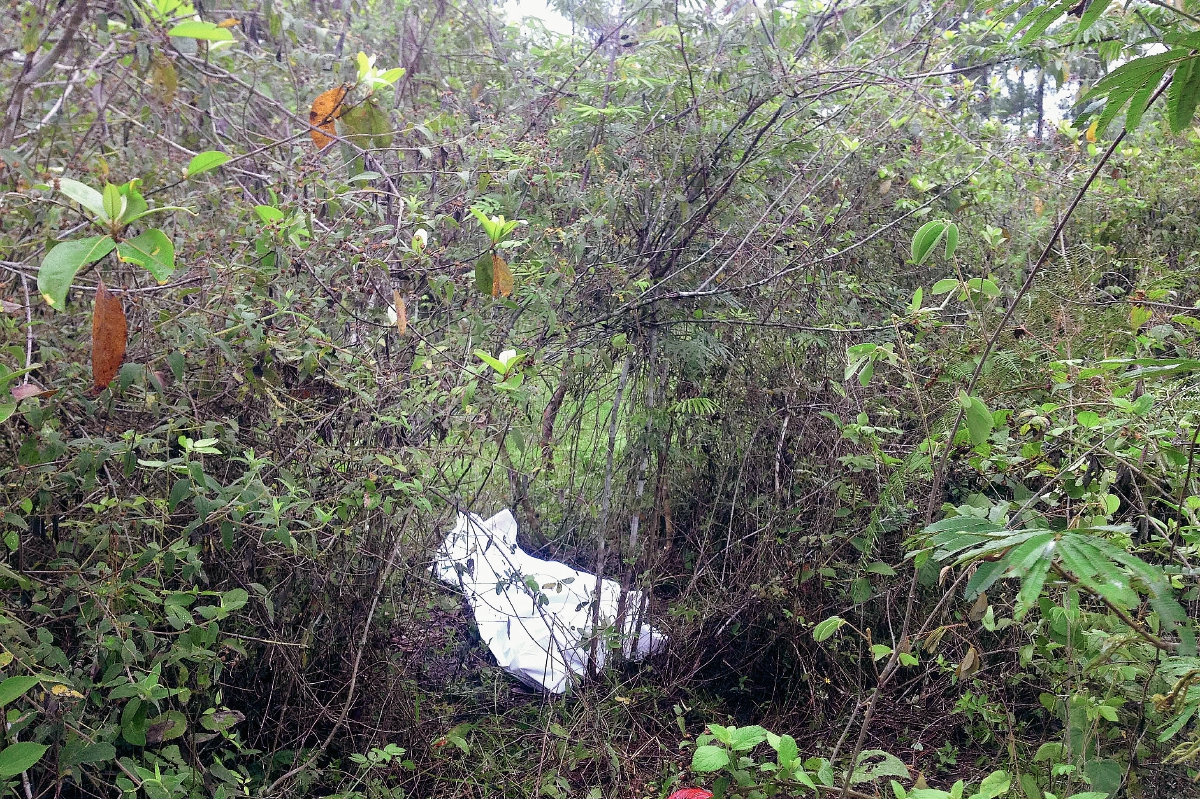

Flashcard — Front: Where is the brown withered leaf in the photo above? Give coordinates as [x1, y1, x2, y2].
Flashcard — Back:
[392, 289, 407, 336]
[92, 280, 127, 390]
[955, 645, 981, 679]
[968, 592, 989, 622]
[491, 254, 514, 298]
[310, 85, 349, 151]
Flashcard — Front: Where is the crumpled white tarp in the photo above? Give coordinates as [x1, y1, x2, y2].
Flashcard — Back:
[432, 509, 666, 693]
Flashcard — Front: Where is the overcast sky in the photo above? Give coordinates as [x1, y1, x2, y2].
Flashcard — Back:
[503, 0, 575, 34]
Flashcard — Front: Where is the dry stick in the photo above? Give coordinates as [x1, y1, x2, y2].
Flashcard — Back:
[839, 79, 1173, 799]
[587, 356, 631, 676]
[262, 515, 409, 796]
[0, 0, 89, 147]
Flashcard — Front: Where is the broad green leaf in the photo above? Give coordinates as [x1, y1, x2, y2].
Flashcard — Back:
[691, 744, 730, 772]
[729, 725, 768, 751]
[962, 394, 993, 445]
[255, 205, 285, 223]
[931, 278, 959, 295]
[38, 236, 116, 308]
[813, 615, 847, 642]
[58, 178, 108, 221]
[0, 742, 48, 778]
[187, 151, 231, 177]
[911, 221, 947, 265]
[776, 734, 798, 768]
[117, 229, 176, 283]
[73, 742, 116, 765]
[168, 20, 234, 40]
[943, 223, 958, 259]
[972, 770, 1010, 799]
[475, 253, 494, 295]
[0, 676, 40, 705]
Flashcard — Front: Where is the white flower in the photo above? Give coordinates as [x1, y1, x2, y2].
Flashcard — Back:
[498, 349, 518, 368]
[412, 228, 429, 250]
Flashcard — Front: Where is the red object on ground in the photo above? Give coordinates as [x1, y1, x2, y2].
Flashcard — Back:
[667, 790, 714, 799]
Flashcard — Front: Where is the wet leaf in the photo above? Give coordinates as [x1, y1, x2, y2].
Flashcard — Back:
[92, 281, 127, 390]
[310, 85, 349, 150]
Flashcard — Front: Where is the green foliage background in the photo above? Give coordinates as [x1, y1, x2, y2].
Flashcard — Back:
[2, 0, 1200, 796]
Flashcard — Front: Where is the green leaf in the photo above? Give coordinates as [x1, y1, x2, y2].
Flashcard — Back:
[117, 229, 176, 283]
[813, 615, 847, 642]
[255, 205, 284, 223]
[58, 178, 108, 221]
[962, 394, 994, 445]
[971, 770, 1010, 799]
[729, 725, 768, 751]
[475, 253, 494, 295]
[911, 221, 947, 265]
[1168, 55, 1200, 133]
[38, 235, 116, 308]
[186, 151, 231, 177]
[691, 744, 730, 772]
[0, 676, 40, 706]
[931, 278, 959, 295]
[775, 734, 798, 769]
[0, 742, 48, 778]
[74, 742, 116, 765]
[943, 223, 958, 259]
[1076, 0, 1113, 34]
[102, 183, 125, 223]
[168, 20, 234, 40]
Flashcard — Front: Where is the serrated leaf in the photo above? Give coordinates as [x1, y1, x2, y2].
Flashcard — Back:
[691, 744, 730, 772]
[38, 236, 116, 309]
[1168, 55, 1200, 133]
[0, 742, 48, 778]
[0, 676, 40, 706]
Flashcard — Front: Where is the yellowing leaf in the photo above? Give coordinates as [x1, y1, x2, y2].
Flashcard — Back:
[309, 85, 348, 151]
[491, 254, 514, 298]
[1086, 118, 1098, 143]
[217, 17, 240, 28]
[92, 280, 127, 391]
[1033, 196, 1045, 217]
[50, 684, 84, 699]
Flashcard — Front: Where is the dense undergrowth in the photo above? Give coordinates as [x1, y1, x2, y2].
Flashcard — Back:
[3, 0, 1200, 796]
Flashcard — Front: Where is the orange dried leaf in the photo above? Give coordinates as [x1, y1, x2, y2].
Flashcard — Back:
[310, 85, 348, 151]
[491, 254, 513, 298]
[392, 289, 407, 335]
[92, 280, 127, 390]
[217, 17, 240, 28]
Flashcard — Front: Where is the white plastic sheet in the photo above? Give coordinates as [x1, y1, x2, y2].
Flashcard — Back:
[432, 509, 666, 693]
